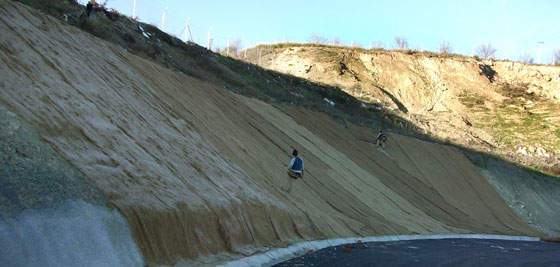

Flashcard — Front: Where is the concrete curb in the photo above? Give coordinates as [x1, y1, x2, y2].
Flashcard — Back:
[219, 234, 540, 267]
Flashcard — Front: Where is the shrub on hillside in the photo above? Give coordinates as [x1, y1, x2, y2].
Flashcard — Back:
[103, 8, 120, 21]
[459, 92, 486, 108]
[500, 83, 535, 101]
[79, 16, 113, 40]
[404, 49, 417, 55]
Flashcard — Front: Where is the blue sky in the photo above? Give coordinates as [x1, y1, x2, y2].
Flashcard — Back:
[87, 0, 559, 63]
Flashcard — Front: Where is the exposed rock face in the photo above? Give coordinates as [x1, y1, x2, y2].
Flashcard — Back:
[492, 61, 560, 100]
[255, 47, 495, 115]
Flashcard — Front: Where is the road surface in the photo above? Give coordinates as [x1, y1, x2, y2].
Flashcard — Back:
[274, 238, 560, 266]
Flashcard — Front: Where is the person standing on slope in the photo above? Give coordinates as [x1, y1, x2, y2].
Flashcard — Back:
[376, 130, 387, 148]
[86, 1, 93, 17]
[285, 149, 304, 193]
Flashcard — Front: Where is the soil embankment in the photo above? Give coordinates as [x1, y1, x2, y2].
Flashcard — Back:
[0, 1, 553, 265]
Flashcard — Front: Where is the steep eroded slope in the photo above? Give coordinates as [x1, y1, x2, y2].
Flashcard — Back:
[0, 1, 542, 265]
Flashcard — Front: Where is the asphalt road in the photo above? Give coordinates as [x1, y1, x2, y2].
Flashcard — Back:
[274, 238, 560, 267]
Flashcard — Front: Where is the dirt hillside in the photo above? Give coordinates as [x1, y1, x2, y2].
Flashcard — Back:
[246, 45, 560, 174]
[0, 1, 554, 266]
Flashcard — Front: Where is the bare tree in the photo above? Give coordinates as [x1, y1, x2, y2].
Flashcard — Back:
[438, 41, 452, 54]
[232, 38, 242, 55]
[554, 49, 560, 65]
[371, 40, 384, 49]
[393, 36, 408, 49]
[332, 36, 342, 46]
[225, 37, 242, 57]
[475, 43, 497, 59]
[352, 42, 364, 48]
[308, 33, 328, 44]
[519, 53, 534, 64]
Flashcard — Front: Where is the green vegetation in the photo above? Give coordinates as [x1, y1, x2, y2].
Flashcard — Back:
[482, 107, 554, 149]
[315, 50, 342, 63]
[462, 84, 552, 144]
[490, 115, 515, 146]
[523, 112, 543, 127]
[500, 83, 537, 103]
[459, 91, 486, 108]
[520, 164, 560, 179]
[460, 81, 558, 174]
[79, 16, 114, 39]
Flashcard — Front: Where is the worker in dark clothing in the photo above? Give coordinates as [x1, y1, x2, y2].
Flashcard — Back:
[376, 130, 387, 148]
[285, 149, 304, 193]
[86, 2, 93, 17]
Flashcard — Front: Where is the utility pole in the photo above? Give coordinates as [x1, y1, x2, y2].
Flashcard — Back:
[161, 6, 168, 31]
[132, 0, 136, 19]
[207, 27, 212, 50]
[538, 41, 544, 64]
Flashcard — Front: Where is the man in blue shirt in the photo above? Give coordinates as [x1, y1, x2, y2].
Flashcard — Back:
[285, 149, 304, 193]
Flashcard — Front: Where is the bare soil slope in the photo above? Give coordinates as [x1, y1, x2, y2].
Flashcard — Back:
[247, 46, 560, 174]
[0, 1, 546, 265]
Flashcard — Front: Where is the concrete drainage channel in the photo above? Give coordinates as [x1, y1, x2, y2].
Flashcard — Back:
[220, 234, 541, 267]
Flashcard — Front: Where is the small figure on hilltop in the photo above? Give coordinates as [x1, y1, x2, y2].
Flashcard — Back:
[285, 149, 304, 193]
[376, 130, 387, 148]
[86, 1, 93, 17]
